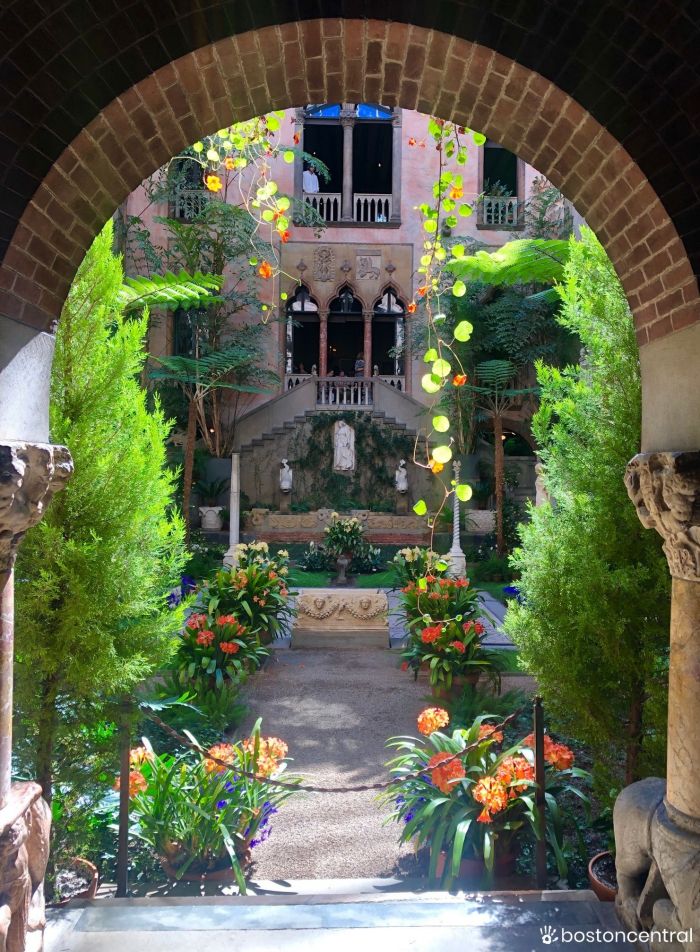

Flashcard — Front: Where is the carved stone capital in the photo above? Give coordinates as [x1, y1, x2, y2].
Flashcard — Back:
[625, 451, 700, 581]
[0, 442, 73, 584]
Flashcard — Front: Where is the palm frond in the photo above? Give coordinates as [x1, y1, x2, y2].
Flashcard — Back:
[119, 270, 224, 312]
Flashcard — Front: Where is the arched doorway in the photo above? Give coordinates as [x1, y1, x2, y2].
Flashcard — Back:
[327, 285, 363, 377]
[372, 287, 406, 386]
[285, 284, 319, 382]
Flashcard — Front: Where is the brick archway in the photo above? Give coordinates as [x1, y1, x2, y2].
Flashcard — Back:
[0, 18, 697, 356]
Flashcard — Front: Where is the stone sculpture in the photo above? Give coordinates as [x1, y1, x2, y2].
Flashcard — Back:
[279, 459, 293, 493]
[395, 459, 408, 493]
[333, 420, 355, 472]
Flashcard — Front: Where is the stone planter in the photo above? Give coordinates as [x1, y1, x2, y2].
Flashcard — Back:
[588, 850, 617, 902]
[199, 505, 224, 530]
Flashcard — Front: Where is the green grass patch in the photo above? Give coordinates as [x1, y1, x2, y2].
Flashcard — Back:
[286, 567, 400, 589]
[475, 580, 515, 605]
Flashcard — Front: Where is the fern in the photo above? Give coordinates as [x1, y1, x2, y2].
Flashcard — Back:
[448, 238, 570, 287]
[118, 270, 224, 312]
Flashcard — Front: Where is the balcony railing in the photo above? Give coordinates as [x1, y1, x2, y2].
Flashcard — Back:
[478, 195, 522, 228]
[302, 192, 341, 222]
[316, 377, 373, 408]
[301, 193, 393, 224]
[377, 375, 405, 390]
[170, 187, 215, 221]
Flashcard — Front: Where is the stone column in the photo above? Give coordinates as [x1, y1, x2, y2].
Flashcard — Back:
[340, 108, 354, 222]
[223, 452, 241, 567]
[448, 459, 467, 577]
[614, 450, 700, 947]
[319, 310, 329, 377]
[363, 311, 372, 378]
[0, 441, 72, 952]
[390, 109, 402, 224]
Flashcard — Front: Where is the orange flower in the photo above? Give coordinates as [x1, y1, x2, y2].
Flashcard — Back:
[196, 629, 214, 646]
[407, 301, 417, 313]
[425, 574, 437, 582]
[474, 622, 485, 635]
[496, 755, 534, 796]
[416, 284, 429, 297]
[242, 735, 289, 777]
[129, 746, 153, 768]
[428, 751, 466, 793]
[454, 577, 469, 588]
[293, 132, 300, 144]
[417, 706, 449, 736]
[205, 173, 223, 192]
[224, 156, 235, 171]
[449, 185, 464, 199]
[452, 373, 468, 386]
[473, 776, 509, 819]
[478, 724, 504, 744]
[421, 625, 442, 644]
[258, 261, 273, 279]
[450, 640, 466, 653]
[408, 136, 416, 146]
[521, 734, 575, 770]
[115, 770, 148, 798]
[430, 459, 444, 474]
[206, 743, 237, 773]
[279, 230, 291, 243]
[220, 641, 239, 654]
[186, 613, 207, 630]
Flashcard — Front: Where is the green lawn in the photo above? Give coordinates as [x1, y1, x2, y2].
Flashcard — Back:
[286, 567, 400, 589]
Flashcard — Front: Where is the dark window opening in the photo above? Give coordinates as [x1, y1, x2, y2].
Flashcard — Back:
[303, 124, 343, 192]
[353, 123, 392, 194]
[286, 285, 319, 375]
[483, 143, 518, 196]
[328, 286, 363, 375]
[173, 308, 194, 356]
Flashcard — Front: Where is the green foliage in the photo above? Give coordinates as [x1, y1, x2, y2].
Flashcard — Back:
[14, 222, 187, 803]
[449, 238, 570, 289]
[391, 547, 448, 586]
[128, 721, 299, 892]
[503, 229, 670, 787]
[118, 271, 224, 312]
[287, 412, 415, 511]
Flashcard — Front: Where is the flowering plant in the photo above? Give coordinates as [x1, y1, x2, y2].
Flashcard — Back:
[382, 709, 590, 885]
[176, 609, 269, 688]
[201, 543, 295, 641]
[392, 547, 447, 586]
[124, 720, 299, 892]
[400, 574, 480, 627]
[401, 617, 502, 691]
[323, 514, 365, 560]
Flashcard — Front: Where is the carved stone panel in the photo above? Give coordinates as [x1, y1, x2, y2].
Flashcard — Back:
[313, 247, 336, 282]
[625, 451, 700, 581]
[294, 589, 388, 630]
[356, 253, 381, 280]
[0, 442, 73, 584]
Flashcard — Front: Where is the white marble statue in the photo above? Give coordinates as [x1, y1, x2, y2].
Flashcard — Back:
[280, 459, 293, 493]
[395, 459, 408, 493]
[333, 420, 355, 472]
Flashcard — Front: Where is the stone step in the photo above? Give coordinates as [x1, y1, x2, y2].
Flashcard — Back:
[46, 888, 633, 952]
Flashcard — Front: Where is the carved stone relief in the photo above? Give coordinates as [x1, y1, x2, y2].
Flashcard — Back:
[313, 247, 336, 282]
[625, 451, 700, 581]
[356, 253, 381, 280]
[295, 590, 388, 629]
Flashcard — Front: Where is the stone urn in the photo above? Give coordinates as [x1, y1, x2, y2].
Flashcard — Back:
[333, 553, 352, 586]
[199, 505, 224, 531]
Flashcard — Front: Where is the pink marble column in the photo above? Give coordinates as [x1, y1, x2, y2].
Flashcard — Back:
[319, 311, 328, 377]
[363, 312, 372, 378]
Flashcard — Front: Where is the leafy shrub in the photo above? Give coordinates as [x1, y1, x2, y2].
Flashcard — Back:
[391, 547, 448, 585]
[472, 555, 511, 581]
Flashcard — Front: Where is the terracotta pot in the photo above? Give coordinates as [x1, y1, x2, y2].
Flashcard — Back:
[160, 857, 241, 883]
[588, 851, 617, 902]
[431, 672, 480, 701]
[435, 848, 517, 880]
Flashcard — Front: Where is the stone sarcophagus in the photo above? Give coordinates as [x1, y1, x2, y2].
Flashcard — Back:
[292, 589, 389, 648]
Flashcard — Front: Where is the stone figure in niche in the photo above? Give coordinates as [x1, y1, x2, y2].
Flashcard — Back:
[279, 459, 293, 493]
[395, 459, 409, 493]
[333, 420, 355, 472]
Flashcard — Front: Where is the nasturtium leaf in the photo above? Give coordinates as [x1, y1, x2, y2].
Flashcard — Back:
[432, 415, 450, 432]
[418, 578, 428, 592]
[206, 148, 220, 163]
[452, 244, 465, 259]
[423, 219, 438, 233]
[432, 358, 451, 377]
[421, 374, 441, 394]
[454, 320, 474, 342]
[262, 210, 274, 222]
[455, 483, 473, 502]
[472, 132, 487, 145]
[433, 445, 453, 464]
[192, 142, 204, 153]
[436, 560, 449, 571]
[283, 150, 295, 163]
[267, 116, 280, 131]
[280, 292, 288, 300]
[277, 196, 291, 210]
[423, 348, 438, 362]
[445, 215, 458, 228]
[413, 499, 428, 516]
[248, 257, 258, 266]
[452, 280, 467, 297]
[459, 204, 473, 217]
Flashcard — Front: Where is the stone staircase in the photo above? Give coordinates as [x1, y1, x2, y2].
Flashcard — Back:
[46, 881, 633, 951]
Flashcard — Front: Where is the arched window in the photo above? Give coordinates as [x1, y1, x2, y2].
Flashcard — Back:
[305, 103, 342, 119]
[328, 286, 363, 376]
[356, 103, 393, 119]
[373, 288, 406, 381]
[285, 285, 319, 376]
[168, 156, 210, 220]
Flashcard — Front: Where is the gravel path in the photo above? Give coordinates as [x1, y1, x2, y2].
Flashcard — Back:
[241, 646, 428, 880]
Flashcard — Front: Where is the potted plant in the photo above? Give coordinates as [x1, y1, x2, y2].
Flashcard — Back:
[200, 542, 295, 643]
[177, 609, 269, 688]
[123, 721, 299, 892]
[588, 850, 617, 901]
[383, 707, 591, 887]
[391, 546, 448, 586]
[323, 514, 365, 578]
[194, 477, 230, 531]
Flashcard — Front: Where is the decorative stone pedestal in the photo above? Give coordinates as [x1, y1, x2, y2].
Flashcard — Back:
[613, 451, 700, 951]
[292, 589, 389, 649]
[395, 493, 409, 515]
[279, 492, 291, 514]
